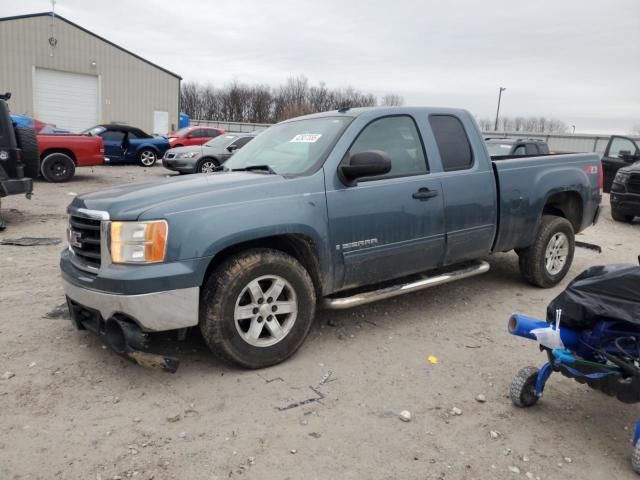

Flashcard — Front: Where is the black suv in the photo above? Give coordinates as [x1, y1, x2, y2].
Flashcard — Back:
[610, 162, 640, 223]
[485, 137, 550, 157]
[0, 93, 36, 229]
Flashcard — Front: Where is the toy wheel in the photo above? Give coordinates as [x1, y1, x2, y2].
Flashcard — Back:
[632, 441, 640, 474]
[510, 366, 540, 408]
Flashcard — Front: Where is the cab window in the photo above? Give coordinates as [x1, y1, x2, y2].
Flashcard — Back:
[349, 116, 428, 178]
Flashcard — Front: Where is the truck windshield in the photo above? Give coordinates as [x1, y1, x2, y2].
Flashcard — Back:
[224, 116, 352, 176]
[485, 142, 513, 156]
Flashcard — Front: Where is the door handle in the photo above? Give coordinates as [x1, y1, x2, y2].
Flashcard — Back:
[412, 188, 438, 200]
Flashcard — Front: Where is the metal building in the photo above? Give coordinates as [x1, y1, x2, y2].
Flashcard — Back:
[0, 12, 181, 134]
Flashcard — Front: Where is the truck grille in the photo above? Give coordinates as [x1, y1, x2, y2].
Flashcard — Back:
[68, 214, 103, 272]
[628, 174, 640, 195]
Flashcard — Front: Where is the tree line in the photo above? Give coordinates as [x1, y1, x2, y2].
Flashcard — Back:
[180, 76, 404, 124]
[476, 116, 568, 133]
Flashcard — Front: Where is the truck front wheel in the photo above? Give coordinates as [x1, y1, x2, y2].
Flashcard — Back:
[200, 249, 316, 368]
[518, 215, 575, 288]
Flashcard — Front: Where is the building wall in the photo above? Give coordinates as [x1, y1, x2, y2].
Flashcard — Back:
[0, 15, 180, 133]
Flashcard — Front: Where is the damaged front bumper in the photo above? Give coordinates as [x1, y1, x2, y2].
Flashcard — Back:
[63, 278, 200, 373]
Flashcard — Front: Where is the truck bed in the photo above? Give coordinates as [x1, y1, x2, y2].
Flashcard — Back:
[491, 153, 601, 252]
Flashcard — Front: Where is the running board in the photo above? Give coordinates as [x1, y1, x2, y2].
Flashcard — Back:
[322, 260, 490, 310]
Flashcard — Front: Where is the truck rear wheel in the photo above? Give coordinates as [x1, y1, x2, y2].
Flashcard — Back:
[518, 215, 575, 288]
[200, 248, 316, 368]
[14, 126, 40, 178]
[40, 153, 75, 182]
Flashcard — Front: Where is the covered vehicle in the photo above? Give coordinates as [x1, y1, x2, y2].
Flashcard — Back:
[83, 124, 170, 167]
[162, 133, 256, 174]
[165, 125, 225, 149]
[546, 263, 640, 330]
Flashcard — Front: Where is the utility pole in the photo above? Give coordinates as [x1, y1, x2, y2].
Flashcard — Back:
[494, 87, 506, 131]
[571, 125, 576, 134]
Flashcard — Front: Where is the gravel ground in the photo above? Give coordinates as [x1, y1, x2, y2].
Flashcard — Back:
[1, 165, 639, 480]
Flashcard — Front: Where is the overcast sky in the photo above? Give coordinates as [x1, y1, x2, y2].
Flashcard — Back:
[3, 0, 639, 133]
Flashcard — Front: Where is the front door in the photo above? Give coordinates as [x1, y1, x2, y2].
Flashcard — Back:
[326, 115, 446, 290]
[602, 136, 640, 192]
[101, 130, 126, 163]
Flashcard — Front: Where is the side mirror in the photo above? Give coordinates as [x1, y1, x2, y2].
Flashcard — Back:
[339, 150, 391, 186]
[227, 144, 239, 152]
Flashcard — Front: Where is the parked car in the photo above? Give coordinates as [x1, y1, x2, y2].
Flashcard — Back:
[610, 162, 640, 222]
[601, 135, 640, 193]
[485, 137, 550, 157]
[82, 124, 170, 166]
[10, 114, 104, 182]
[0, 94, 34, 229]
[165, 126, 225, 149]
[61, 106, 602, 370]
[163, 133, 256, 174]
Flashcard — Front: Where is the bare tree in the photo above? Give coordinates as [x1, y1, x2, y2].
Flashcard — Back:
[181, 77, 404, 123]
[380, 94, 405, 106]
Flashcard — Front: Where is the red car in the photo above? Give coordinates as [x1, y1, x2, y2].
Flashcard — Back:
[37, 133, 104, 182]
[166, 126, 225, 148]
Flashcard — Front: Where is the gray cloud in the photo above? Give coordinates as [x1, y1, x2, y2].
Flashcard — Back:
[3, 0, 639, 133]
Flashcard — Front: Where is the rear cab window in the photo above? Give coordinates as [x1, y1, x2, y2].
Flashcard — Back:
[428, 115, 473, 171]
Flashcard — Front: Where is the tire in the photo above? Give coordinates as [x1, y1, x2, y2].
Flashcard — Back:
[200, 248, 316, 369]
[40, 153, 76, 183]
[138, 149, 157, 167]
[510, 366, 540, 408]
[611, 207, 634, 223]
[518, 215, 575, 288]
[197, 157, 219, 174]
[14, 126, 40, 178]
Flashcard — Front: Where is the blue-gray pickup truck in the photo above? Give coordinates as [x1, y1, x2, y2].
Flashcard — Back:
[60, 107, 602, 370]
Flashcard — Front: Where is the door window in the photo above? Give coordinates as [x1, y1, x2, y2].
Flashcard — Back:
[101, 130, 125, 142]
[513, 145, 527, 155]
[229, 136, 253, 149]
[349, 116, 428, 178]
[190, 129, 204, 138]
[429, 115, 473, 171]
[525, 143, 538, 155]
[205, 129, 221, 138]
[608, 137, 638, 158]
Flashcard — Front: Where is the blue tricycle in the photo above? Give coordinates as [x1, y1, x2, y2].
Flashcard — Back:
[508, 263, 640, 474]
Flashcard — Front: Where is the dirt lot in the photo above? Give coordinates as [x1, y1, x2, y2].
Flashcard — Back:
[1, 165, 639, 480]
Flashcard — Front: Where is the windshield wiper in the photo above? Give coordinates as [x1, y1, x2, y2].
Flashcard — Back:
[231, 165, 277, 175]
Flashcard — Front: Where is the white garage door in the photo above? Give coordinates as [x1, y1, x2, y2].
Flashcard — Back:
[34, 68, 99, 133]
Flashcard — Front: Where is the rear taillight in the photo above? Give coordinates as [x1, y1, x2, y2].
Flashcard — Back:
[16, 150, 21, 162]
[597, 160, 603, 196]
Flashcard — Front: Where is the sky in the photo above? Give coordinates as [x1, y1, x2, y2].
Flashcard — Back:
[2, 0, 639, 134]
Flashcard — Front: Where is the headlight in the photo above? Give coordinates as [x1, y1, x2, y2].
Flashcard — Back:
[110, 220, 168, 264]
[614, 171, 630, 184]
[178, 152, 199, 158]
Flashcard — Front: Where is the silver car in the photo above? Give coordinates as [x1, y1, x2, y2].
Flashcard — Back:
[162, 133, 256, 174]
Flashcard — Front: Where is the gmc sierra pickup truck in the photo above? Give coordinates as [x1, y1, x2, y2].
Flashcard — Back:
[60, 107, 602, 370]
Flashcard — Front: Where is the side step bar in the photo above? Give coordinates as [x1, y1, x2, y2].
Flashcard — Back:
[322, 260, 490, 310]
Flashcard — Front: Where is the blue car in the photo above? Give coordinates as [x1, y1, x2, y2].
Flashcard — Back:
[82, 124, 170, 167]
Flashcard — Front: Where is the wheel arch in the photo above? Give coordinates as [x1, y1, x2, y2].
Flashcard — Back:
[41, 148, 77, 164]
[541, 190, 583, 232]
[201, 234, 324, 298]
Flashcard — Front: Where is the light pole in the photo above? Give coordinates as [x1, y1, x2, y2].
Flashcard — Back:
[494, 87, 506, 131]
[571, 125, 576, 134]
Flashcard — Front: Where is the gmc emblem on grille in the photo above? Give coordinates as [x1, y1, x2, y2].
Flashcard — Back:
[69, 230, 83, 248]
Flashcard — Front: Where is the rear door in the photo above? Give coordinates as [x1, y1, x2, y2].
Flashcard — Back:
[428, 114, 497, 265]
[602, 136, 640, 192]
[326, 115, 446, 289]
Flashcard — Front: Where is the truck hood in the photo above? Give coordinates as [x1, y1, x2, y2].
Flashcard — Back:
[619, 161, 640, 174]
[68, 172, 287, 220]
